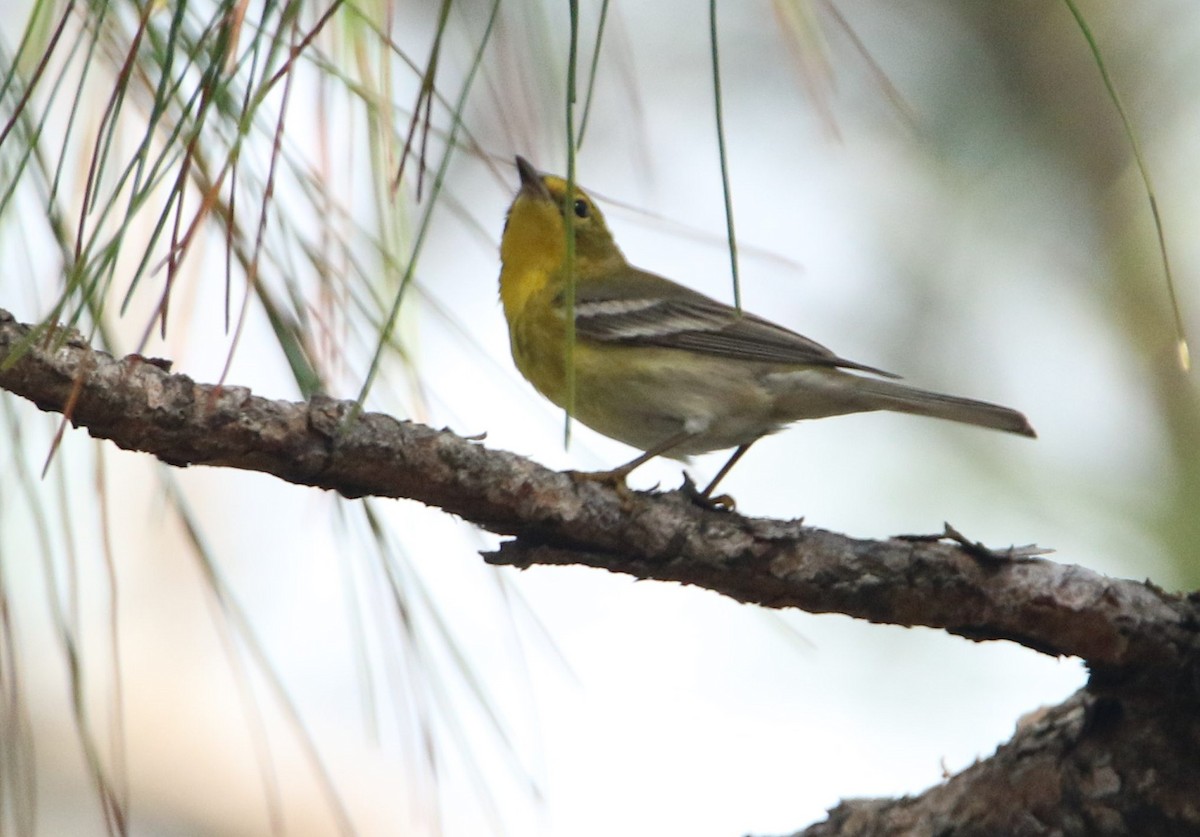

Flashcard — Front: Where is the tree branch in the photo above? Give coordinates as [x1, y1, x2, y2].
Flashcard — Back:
[5, 307, 1200, 835]
[0, 307, 1196, 672]
[785, 681, 1200, 837]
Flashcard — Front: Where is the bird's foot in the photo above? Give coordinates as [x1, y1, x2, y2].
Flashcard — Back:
[567, 467, 639, 506]
[680, 472, 736, 511]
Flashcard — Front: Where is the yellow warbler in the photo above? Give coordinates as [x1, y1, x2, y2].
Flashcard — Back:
[499, 156, 1034, 498]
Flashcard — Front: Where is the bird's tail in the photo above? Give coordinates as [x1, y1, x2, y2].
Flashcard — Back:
[847, 377, 1036, 438]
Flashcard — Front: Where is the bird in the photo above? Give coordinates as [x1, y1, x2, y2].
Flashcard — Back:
[498, 155, 1034, 501]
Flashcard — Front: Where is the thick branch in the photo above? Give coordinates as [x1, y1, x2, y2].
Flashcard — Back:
[787, 680, 1200, 837]
[1, 308, 1196, 671]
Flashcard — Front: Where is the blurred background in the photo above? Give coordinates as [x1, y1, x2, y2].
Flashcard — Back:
[1, 0, 1196, 834]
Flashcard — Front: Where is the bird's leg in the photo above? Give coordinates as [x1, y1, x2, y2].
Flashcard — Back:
[570, 431, 694, 500]
[686, 442, 755, 509]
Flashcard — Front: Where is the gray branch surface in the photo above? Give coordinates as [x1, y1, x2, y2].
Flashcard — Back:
[4, 307, 1200, 835]
[789, 682, 1200, 837]
[1, 308, 1196, 669]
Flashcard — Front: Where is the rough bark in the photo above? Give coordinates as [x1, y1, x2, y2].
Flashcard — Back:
[2, 307, 1198, 835]
[793, 674, 1200, 837]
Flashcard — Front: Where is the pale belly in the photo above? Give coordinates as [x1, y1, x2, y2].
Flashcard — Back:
[509, 316, 875, 457]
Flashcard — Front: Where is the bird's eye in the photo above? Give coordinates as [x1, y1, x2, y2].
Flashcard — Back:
[573, 198, 590, 219]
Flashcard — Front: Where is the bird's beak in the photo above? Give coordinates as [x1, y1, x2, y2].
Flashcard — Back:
[515, 155, 551, 200]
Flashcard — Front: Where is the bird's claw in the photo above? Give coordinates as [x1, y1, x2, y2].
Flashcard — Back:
[680, 472, 737, 511]
[568, 467, 638, 505]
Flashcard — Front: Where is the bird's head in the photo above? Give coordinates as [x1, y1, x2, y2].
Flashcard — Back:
[501, 156, 625, 278]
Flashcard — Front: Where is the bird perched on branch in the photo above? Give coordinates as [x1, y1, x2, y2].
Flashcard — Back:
[498, 156, 1034, 501]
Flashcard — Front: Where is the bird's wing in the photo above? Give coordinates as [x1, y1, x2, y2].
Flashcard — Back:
[566, 267, 900, 378]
